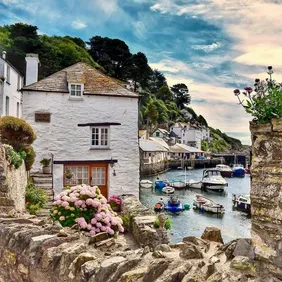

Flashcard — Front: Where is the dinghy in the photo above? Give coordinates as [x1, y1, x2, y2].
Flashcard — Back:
[162, 186, 175, 194]
[140, 179, 153, 188]
[193, 195, 225, 214]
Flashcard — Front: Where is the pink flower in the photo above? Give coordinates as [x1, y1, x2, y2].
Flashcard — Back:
[95, 228, 100, 233]
[53, 210, 58, 214]
[96, 222, 102, 228]
[87, 224, 92, 230]
[55, 200, 62, 205]
[61, 201, 69, 207]
[91, 218, 97, 225]
[59, 216, 65, 221]
[118, 225, 124, 233]
[90, 230, 96, 236]
[100, 226, 106, 232]
[86, 199, 93, 206]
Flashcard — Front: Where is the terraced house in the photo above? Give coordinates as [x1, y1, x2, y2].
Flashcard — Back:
[22, 54, 140, 198]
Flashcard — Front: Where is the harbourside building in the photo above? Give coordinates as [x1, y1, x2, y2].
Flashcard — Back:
[22, 55, 140, 198]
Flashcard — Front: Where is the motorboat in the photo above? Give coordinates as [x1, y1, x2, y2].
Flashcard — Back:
[140, 179, 153, 188]
[232, 194, 250, 214]
[155, 180, 169, 189]
[170, 180, 186, 189]
[193, 195, 225, 214]
[186, 179, 202, 189]
[216, 164, 233, 178]
[164, 196, 184, 214]
[202, 169, 228, 191]
[154, 201, 165, 212]
[233, 164, 245, 177]
[162, 186, 175, 194]
[187, 166, 194, 170]
[177, 166, 183, 170]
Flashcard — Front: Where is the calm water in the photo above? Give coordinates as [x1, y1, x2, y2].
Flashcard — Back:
[140, 168, 251, 244]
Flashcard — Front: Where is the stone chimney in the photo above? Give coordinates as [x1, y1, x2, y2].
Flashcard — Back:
[2, 51, 6, 60]
[25, 53, 40, 86]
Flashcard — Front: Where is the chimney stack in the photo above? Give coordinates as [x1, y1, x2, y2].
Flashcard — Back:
[25, 53, 40, 86]
[2, 51, 6, 60]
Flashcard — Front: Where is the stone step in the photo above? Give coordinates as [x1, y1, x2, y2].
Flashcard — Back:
[0, 192, 8, 197]
[0, 197, 14, 206]
[0, 205, 15, 213]
[36, 210, 51, 217]
[32, 179, 52, 184]
[0, 184, 8, 193]
[33, 183, 53, 189]
[31, 173, 52, 179]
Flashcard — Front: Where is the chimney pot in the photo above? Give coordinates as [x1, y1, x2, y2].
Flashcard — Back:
[2, 51, 6, 60]
[25, 53, 40, 86]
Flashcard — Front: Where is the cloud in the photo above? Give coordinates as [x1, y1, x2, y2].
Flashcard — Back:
[71, 20, 87, 30]
[191, 42, 222, 53]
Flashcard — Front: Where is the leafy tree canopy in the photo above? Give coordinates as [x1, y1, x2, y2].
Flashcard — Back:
[171, 83, 191, 110]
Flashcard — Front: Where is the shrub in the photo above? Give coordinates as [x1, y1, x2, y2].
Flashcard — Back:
[3, 144, 23, 169]
[0, 116, 36, 151]
[40, 158, 51, 167]
[153, 217, 172, 230]
[108, 195, 121, 212]
[50, 184, 124, 236]
[25, 182, 47, 215]
[22, 146, 36, 171]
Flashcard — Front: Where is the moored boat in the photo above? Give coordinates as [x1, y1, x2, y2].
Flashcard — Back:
[162, 186, 175, 194]
[155, 180, 169, 189]
[232, 194, 250, 213]
[216, 164, 233, 178]
[232, 164, 245, 177]
[193, 195, 225, 214]
[186, 179, 202, 189]
[154, 201, 165, 212]
[140, 179, 153, 188]
[170, 180, 186, 189]
[202, 169, 228, 191]
[164, 196, 184, 214]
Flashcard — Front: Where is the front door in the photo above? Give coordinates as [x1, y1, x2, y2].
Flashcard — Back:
[90, 164, 108, 198]
[64, 163, 108, 198]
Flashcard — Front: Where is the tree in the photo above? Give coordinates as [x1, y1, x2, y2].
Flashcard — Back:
[143, 100, 159, 134]
[0, 26, 12, 52]
[198, 115, 208, 127]
[171, 83, 191, 109]
[64, 36, 86, 49]
[127, 52, 152, 92]
[148, 69, 167, 93]
[156, 85, 173, 102]
[87, 36, 131, 79]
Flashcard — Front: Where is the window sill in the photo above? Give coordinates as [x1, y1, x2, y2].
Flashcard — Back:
[90, 147, 111, 150]
[6, 81, 11, 85]
[68, 96, 84, 101]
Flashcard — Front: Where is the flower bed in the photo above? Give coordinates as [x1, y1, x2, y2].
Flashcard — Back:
[108, 195, 121, 212]
[50, 184, 124, 236]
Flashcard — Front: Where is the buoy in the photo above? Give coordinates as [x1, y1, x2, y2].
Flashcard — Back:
[184, 204, 190, 210]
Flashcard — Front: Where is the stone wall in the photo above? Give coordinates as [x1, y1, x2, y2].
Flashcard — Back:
[0, 143, 27, 212]
[250, 118, 282, 279]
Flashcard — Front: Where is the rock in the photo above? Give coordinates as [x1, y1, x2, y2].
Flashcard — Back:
[29, 234, 57, 255]
[206, 271, 222, 282]
[152, 250, 166, 258]
[232, 239, 255, 259]
[201, 263, 215, 280]
[230, 256, 255, 271]
[141, 246, 150, 256]
[183, 236, 210, 253]
[225, 241, 237, 260]
[18, 263, 29, 275]
[143, 259, 172, 281]
[165, 262, 193, 282]
[201, 227, 224, 244]
[179, 243, 204, 259]
[68, 252, 97, 279]
[155, 244, 171, 252]
[120, 267, 148, 282]
[42, 235, 79, 250]
[88, 232, 109, 244]
[94, 238, 115, 248]
[81, 260, 100, 281]
[182, 266, 205, 282]
[90, 256, 126, 282]
[58, 229, 68, 237]
[209, 256, 220, 264]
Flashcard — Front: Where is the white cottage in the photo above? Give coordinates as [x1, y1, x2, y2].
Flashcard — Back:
[22, 55, 140, 198]
[0, 51, 24, 117]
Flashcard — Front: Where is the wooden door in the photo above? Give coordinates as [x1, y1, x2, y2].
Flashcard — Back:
[90, 164, 108, 198]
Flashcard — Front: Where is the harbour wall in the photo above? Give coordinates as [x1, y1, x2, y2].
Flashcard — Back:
[250, 118, 282, 279]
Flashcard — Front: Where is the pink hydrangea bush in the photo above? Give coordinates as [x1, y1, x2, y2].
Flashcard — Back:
[108, 195, 121, 212]
[50, 184, 124, 236]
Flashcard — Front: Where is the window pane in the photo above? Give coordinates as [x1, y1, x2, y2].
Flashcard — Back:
[76, 90, 81, 96]
[76, 85, 81, 90]
[91, 167, 106, 185]
[71, 90, 76, 96]
[71, 85, 75, 90]
[65, 166, 89, 185]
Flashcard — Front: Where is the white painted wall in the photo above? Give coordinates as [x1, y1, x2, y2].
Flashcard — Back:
[183, 130, 202, 149]
[0, 58, 23, 117]
[25, 54, 39, 86]
[142, 151, 167, 164]
[22, 91, 140, 198]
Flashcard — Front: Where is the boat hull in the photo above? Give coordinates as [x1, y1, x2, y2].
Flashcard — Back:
[233, 168, 245, 177]
[165, 203, 184, 214]
[162, 186, 175, 194]
[219, 171, 233, 178]
[140, 182, 153, 188]
[170, 182, 186, 189]
[202, 183, 226, 191]
[187, 181, 202, 189]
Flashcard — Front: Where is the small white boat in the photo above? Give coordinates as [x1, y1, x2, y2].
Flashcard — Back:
[140, 179, 153, 188]
[162, 186, 175, 194]
[177, 166, 183, 170]
[232, 194, 250, 214]
[202, 169, 228, 191]
[193, 195, 225, 214]
[170, 180, 186, 189]
[216, 164, 233, 177]
[187, 166, 194, 170]
[186, 179, 202, 189]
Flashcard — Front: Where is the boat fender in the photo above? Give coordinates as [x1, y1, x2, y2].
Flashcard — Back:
[184, 204, 190, 210]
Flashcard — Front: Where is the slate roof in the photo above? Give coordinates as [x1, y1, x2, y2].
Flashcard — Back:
[139, 139, 168, 152]
[22, 62, 139, 98]
[169, 144, 204, 153]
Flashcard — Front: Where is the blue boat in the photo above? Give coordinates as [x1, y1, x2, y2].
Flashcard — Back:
[155, 180, 169, 189]
[164, 196, 184, 214]
[232, 164, 245, 177]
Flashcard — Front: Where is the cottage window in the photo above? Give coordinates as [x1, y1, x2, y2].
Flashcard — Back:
[156, 132, 160, 137]
[64, 165, 89, 185]
[69, 84, 83, 98]
[90, 127, 110, 148]
[6, 66, 11, 84]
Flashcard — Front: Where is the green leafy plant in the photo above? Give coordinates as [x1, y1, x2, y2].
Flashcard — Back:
[25, 182, 47, 215]
[65, 169, 73, 179]
[3, 144, 23, 169]
[234, 69, 282, 124]
[153, 217, 172, 230]
[0, 116, 36, 151]
[118, 213, 131, 232]
[40, 158, 51, 167]
[22, 146, 36, 171]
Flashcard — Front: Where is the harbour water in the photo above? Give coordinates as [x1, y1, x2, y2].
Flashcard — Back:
[140, 168, 251, 244]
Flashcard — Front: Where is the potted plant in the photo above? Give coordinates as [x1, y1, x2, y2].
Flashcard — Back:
[40, 158, 51, 174]
[65, 169, 73, 179]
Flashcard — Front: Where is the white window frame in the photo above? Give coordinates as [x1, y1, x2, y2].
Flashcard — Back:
[68, 83, 84, 100]
[6, 65, 11, 84]
[90, 127, 110, 149]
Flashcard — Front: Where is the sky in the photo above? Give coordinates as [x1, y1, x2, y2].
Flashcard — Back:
[1, 0, 282, 145]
